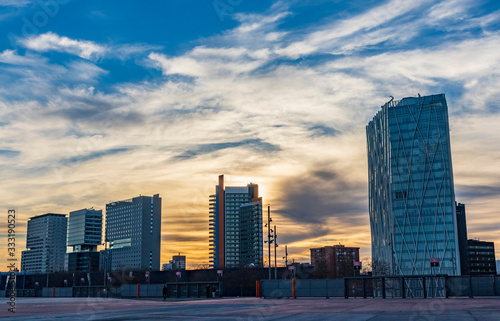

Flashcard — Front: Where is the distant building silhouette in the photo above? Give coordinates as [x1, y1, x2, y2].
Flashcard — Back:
[456, 202, 469, 275]
[162, 255, 186, 271]
[105, 194, 161, 271]
[310, 245, 360, 278]
[209, 175, 263, 268]
[21, 213, 67, 273]
[67, 208, 102, 272]
[467, 239, 496, 275]
[367, 94, 461, 275]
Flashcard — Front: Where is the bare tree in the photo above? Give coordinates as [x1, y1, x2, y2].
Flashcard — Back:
[371, 259, 392, 276]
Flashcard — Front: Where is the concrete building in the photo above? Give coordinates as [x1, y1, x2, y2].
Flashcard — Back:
[67, 208, 102, 272]
[467, 239, 496, 275]
[367, 94, 461, 275]
[21, 213, 67, 273]
[310, 245, 360, 278]
[105, 194, 161, 271]
[209, 175, 263, 268]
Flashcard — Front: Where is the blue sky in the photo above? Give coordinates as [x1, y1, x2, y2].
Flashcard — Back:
[1, 0, 500, 267]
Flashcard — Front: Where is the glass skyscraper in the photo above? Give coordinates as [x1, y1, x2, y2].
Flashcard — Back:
[366, 94, 461, 276]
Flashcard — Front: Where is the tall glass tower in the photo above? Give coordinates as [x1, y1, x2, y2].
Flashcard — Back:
[366, 94, 461, 275]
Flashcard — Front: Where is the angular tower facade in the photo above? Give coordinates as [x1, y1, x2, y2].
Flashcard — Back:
[67, 208, 102, 272]
[209, 175, 263, 268]
[366, 94, 461, 275]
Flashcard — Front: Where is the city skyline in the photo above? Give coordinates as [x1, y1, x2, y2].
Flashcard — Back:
[1, 0, 500, 269]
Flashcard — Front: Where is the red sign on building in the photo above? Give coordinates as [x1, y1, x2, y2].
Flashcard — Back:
[353, 261, 362, 270]
[430, 258, 439, 267]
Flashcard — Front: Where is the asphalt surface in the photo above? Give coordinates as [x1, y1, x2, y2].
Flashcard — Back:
[2, 297, 500, 320]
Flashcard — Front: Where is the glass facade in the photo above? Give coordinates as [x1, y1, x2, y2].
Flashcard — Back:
[67, 208, 102, 249]
[367, 94, 461, 275]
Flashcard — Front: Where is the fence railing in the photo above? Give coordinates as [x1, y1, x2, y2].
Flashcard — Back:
[121, 282, 221, 298]
[344, 275, 448, 298]
[260, 275, 500, 299]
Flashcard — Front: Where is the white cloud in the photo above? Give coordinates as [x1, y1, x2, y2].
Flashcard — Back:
[0, 49, 43, 66]
[428, 0, 476, 21]
[112, 43, 163, 60]
[20, 32, 107, 60]
[65, 61, 108, 82]
[0, 0, 32, 7]
[234, 11, 291, 33]
[18, 32, 163, 61]
[274, 0, 435, 58]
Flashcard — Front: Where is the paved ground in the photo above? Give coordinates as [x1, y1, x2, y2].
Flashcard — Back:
[1, 297, 500, 320]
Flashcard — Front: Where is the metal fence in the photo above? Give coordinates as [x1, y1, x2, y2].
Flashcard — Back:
[121, 282, 221, 298]
[3, 289, 35, 297]
[260, 279, 344, 298]
[344, 275, 448, 298]
[260, 275, 500, 299]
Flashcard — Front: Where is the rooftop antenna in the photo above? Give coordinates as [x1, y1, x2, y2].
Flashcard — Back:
[389, 95, 394, 103]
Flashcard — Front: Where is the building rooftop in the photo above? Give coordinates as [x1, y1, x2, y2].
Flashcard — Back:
[29, 213, 66, 220]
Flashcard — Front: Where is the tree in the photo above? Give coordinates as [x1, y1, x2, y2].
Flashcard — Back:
[371, 259, 392, 276]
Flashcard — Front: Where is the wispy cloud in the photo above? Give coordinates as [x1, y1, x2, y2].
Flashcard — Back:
[17, 32, 160, 61]
[0, 0, 32, 7]
[20, 32, 106, 60]
[175, 139, 281, 160]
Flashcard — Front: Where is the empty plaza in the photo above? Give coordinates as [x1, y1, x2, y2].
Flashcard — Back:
[2, 297, 500, 320]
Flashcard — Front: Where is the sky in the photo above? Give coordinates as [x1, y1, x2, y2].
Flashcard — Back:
[1, 0, 500, 270]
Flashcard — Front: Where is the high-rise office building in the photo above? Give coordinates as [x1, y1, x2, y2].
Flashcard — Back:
[366, 94, 461, 275]
[209, 175, 263, 268]
[67, 208, 102, 272]
[105, 194, 161, 271]
[21, 213, 68, 273]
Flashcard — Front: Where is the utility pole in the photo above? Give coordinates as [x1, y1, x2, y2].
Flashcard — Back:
[267, 205, 272, 280]
[283, 245, 288, 267]
[103, 239, 107, 297]
[274, 225, 277, 279]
